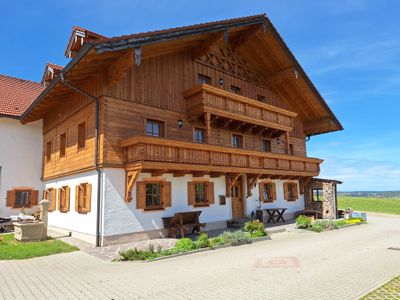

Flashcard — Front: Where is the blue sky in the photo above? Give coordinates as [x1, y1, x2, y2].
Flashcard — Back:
[1, 0, 399, 191]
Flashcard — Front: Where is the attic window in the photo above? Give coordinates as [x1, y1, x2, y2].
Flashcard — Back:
[230, 85, 241, 94]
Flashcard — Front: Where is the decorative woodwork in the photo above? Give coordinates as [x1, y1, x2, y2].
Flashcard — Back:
[246, 174, 261, 198]
[124, 170, 141, 202]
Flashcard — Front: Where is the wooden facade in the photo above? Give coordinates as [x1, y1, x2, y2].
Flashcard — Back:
[22, 15, 342, 189]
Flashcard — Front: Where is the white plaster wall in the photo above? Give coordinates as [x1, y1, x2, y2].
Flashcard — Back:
[102, 169, 230, 236]
[45, 170, 98, 236]
[245, 178, 305, 218]
[0, 118, 43, 217]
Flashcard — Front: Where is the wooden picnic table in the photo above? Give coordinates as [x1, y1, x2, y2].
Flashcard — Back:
[162, 211, 204, 238]
[263, 208, 287, 224]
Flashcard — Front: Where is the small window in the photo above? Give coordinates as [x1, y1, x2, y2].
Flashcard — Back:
[46, 141, 52, 162]
[78, 122, 86, 150]
[194, 182, 207, 205]
[76, 183, 91, 214]
[58, 186, 70, 212]
[60, 133, 66, 158]
[194, 128, 205, 143]
[232, 134, 243, 148]
[289, 144, 294, 155]
[257, 95, 265, 102]
[263, 183, 275, 202]
[15, 190, 31, 207]
[145, 183, 162, 209]
[146, 119, 164, 137]
[262, 140, 271, 152]
[198, 74, 211, 84]
[230, 85, 241, 94]
[312, 189, 324, 201]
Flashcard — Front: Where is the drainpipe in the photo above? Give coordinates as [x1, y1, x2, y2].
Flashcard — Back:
[60, 73, 102, 247]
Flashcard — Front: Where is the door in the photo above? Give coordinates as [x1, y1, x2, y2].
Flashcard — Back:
[231, 179, 244, 218]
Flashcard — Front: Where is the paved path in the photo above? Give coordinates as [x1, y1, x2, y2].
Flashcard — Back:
[1, 213, 399, 299]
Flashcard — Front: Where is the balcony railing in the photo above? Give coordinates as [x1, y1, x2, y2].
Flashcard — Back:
[121, 136, 322, 177]
[183, 84, 297, 133]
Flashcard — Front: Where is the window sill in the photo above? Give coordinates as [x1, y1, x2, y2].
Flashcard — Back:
[144, 207, 165, 212]
[194, 203, 210, 207]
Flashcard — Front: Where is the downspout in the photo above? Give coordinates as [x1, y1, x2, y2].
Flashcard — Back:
[60, 73, 102, 247]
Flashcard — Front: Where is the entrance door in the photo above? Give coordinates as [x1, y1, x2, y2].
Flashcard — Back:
[231, 179, 244, 218]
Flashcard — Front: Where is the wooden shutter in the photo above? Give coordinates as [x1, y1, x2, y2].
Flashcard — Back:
[271, 183, 277, 201]
[188, 182, 195, 206]
[206, 182, 214, 205]
[283, 183, 289, 200]
[6, 190, 15, 207]
[82, 184, 92, 213]
[65, 186, 70, 212]
[51, 189, 57, 211]
[75, 185, 80, 212]
[136, 181, 146, 209]
[162, 182, 172, 208]
[259, 183, 265, 202]
[58, 188, 63, 211]
[293, 183, 299, 200]
[31, 190, 39, 206]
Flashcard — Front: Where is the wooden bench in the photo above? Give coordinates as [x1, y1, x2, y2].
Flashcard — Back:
[162, 211, 205, 238]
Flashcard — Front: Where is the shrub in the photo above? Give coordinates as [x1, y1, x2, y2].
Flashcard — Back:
[173, 238, 197, 253]
[309, 224, 324, 233]
[118, 246, 163, 261]
[309, 220, 338, 232]
[195, 233, 210, 248]
[218, 230, 252, 246]
[336, 220, 347, 227]
[209, 236, 226, 247]
[296, 215, 313, 229]
[243, 220, 267, 238]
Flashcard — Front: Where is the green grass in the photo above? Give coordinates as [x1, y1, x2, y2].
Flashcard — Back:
[361, 275, 400, 299]
[338, 196, 400, 215]
[0, 234, 78, 260]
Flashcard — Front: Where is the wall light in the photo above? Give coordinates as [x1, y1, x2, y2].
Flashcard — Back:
[178, 119, 184, 128]
[219, 78, 224, 86]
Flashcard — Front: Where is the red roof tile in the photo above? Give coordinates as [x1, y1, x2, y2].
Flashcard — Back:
[0, 74, 44, 118]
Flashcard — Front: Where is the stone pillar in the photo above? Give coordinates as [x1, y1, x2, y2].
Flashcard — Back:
[39, 199, 50, 234]
[322, 182, 336, 219]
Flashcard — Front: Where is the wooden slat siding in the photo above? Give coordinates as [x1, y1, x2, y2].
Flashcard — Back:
[42, 103, 99, 180]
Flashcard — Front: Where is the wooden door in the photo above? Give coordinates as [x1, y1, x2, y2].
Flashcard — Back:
[231, 179, 244, 218]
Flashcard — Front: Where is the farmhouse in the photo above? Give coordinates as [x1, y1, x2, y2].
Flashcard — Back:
[18, 14, 342, 246]
[0, 75, 43, 217]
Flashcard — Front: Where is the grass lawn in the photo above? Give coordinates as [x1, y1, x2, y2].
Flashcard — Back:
[361, 275, 400, 299]
[338, 196, 400, 215]
[0, 234, 78, 260]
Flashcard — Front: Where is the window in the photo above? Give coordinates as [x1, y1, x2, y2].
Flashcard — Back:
[44, 188, 57, 211]
[232, 134, 243, 148]
[58, 186, 70, 212]
[230, 85, 241, 94]
[188, 181, 214, 207]
[257, 95, 265, 102]
[46, 141, 52, 162]
[198, 74, 211, 84]
[78, 122, 86, 150]
[136, 181, 171, 210]
[6, 189, 38, 208]
[262, 139, 271, 152]
[60, 133, 66, 158]
[312, 189, 324, 201]
[289, 144, 294, 155]
[284, 182, 298, 201]
[259, 182, 276, 202]
[194, 128, 205, 143]
[76, 183, 92, 214]
[146, 119, 164, 137]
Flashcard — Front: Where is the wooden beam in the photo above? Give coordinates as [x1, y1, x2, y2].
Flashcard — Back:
[210, 172, 224, 178]
[124, 170, 141, 202]
[226, 173, 240, 197]
[205, 112, 211, 143]
[230, 25, 261, 51]
[151, 170, 167, 177]
[173, 171, 187, 177]
[192, 32, 224, 60]
[108, 49, 134, 86]
[193, 172, 208, 178]
[265, 67, 297, 86]
[246, 174, 261, 198]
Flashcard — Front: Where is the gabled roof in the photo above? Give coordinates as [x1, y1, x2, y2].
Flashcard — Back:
[41, 63, 63, 87]
[65, 26, 107, 58]
[22, 14, 343, 136]
[0, 74, 43, 119]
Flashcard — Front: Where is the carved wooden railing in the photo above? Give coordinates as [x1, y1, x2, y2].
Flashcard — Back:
[183, 84, 297, 132]
[121, 136, 322, 177]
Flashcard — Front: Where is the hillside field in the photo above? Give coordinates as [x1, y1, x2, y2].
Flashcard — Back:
[338, 196, 400, 215]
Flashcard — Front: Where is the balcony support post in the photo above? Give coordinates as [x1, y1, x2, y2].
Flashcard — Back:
[285, 132, 290, 154]
[205, 112, 211, 143]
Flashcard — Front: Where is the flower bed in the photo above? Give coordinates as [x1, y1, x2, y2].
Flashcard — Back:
[296, 215, 366, 233]
[116, 220, 269, 262]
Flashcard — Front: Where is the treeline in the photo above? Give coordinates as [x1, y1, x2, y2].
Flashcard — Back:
[338, 191, 400, 198]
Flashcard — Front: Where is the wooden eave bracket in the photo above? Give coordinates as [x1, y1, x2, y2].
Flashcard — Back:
[108, 48, 134, 86]
[246, 174, 261, 198]
[192, 31, 224, 60]
[125, 170, 141, 202]
[226, 173, 240, 197]
[229, 25, 262, 51]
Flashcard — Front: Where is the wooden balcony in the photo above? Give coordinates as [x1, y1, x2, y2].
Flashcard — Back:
[183, 84, 297, 137]
[121, 136, 323, 178]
